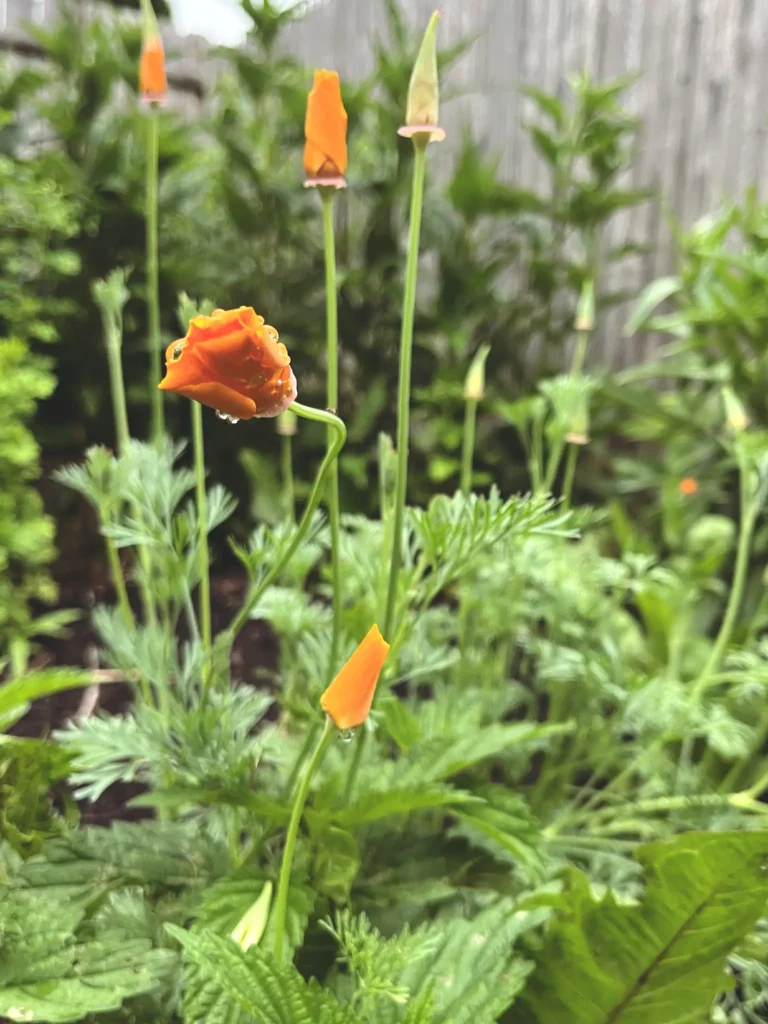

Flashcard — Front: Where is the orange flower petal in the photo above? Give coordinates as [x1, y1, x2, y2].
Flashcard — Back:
[304, 70, 348, 181]
[140, 34, 167, 101]
[167, 381, 257, 420]
[320, 625, 390, 730]
[679, 476, 699, 496]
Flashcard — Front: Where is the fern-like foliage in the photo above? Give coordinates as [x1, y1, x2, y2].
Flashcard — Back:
[517, 830, 768, 1023]
[168, 926, 357, 1024]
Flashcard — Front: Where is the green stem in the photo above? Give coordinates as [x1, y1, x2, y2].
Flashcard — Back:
[321, 189, 342, 681]
[461, 398, 477, 494]
[191, 403, 211, 654]
[281, 433, 295, 523]
[105, 536, 135, 631]
[146, 107, 163, 442]
[105, 330, 131, 455]
[561, 443, 578, 509]
[227, 403, 346, 640]
[383, 137, 428, 640]
[273, 717, 335, 961]
[690, 492, 757, 704]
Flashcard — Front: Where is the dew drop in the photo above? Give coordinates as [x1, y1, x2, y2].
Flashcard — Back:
[215, 410, 240, 424]
[339, 729, 356, 743]
[227, 415, 240, 425]
[215, 409, 227, 420]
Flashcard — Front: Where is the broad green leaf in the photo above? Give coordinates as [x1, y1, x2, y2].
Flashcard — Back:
[518, 830, 768, 1023]
[623, 276, 682, 336]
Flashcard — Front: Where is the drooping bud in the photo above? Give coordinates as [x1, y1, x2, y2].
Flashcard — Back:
[464, 344, 491, 401]
[139, 0, 167, 104]
[398, 12, 445, 143]
[575, 279, 595, 332]
[231, 881, 273, 952]
[722, 386, 749, 433]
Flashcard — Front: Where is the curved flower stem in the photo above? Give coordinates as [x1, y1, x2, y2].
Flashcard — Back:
[192, 402, 211, 654]
[561, 442, 578, 509]
[227, 403, 346, 641]
[273, 716, 335, 962]
[146, 106, 163, 444]
[321, 189, 342, 681]
[460, 397, 477, 494]
[383, 136, 428, 639]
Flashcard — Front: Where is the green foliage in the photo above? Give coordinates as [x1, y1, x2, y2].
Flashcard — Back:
[518, 831, 768, 1024]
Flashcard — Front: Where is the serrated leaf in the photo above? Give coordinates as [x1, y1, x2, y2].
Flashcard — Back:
[518, 830, 768, 1023]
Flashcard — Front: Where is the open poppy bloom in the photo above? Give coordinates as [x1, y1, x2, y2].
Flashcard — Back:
[304, 70, 348, 189]
[139, 33, 167, 103]
[321, 625, 390, 730]
[158, 306, 297, 420]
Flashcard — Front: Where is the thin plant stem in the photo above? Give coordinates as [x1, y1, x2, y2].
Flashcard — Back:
[281, 433, 295, 523]
[273, 717, 335, 961]
[105, 330, 131, 455]
[192, 402, 211, 654]
[281, 720, 320, 802]
[105, 536, 135, 631]
[383, 136, 428, 640]
[561, 442, 578, 509]
[146, 107, 163, 443]
[461, 397, 477, 494]
[227, 403, 346, 641]
[321, 189, 342, 681]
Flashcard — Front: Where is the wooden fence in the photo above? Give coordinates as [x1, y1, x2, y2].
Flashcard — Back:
[3, 0, 768, 367]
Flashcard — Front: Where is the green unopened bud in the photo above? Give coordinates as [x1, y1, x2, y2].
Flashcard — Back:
[398, 12, 445, 143]
[92, 269, 131, 349]
[231, 881, 273, 952]
[565, 402, 590, 445]
[276, 409, 298, 436]
[575, 279, 595, 332]
[464, 344, 491, 401]
[722, 386, 749, 433]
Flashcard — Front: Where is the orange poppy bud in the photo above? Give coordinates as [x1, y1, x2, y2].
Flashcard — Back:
[320, 625, 390, 730]
[158, 306, 297, 421]
[139, 33, 167, 103]
[304, 70, 348, 189]
[679, 476, 699, 496]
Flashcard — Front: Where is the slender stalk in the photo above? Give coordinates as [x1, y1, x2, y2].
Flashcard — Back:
[561, 442, 578, 509]
[383, 137, 428, 640]
[105, 536, 135, 630]
[227, 403, 346, 641]
[321, 190, 342, 680]
[281, 433, 295, 523]
[460, 397, 477, 494]
[105, 331, 131, 455]
[273, 717, 335, 961]
[192, 402, 211, 654]
[146, 107, 163, 442]
[690, 492, 757, 703]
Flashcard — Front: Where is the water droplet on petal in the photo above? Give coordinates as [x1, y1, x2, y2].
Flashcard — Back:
[228, 415, 240, 424]
[215, 409, 227, 420]
[339, 729, 355, 743]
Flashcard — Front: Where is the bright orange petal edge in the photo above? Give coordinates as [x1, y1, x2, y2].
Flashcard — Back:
[320, 625, 390, 730]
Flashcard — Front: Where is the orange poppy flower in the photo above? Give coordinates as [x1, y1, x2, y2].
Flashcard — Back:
[304, 70, 348, 189]
[679, 476, 699, 496]
[139, 33, 167, 103]
[158, 306, 297, 421]
[320, 625, 390, 730]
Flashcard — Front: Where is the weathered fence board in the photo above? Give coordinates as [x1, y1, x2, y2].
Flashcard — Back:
[2, 0, 766, 368]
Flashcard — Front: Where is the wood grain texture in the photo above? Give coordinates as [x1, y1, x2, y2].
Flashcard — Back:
[5, 0, 763, 368]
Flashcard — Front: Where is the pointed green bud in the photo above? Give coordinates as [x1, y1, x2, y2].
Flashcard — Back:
[464, 344, 491, 401]
[398, 12, 445, 142]
[575, 279, 595, 332]
[231, 881, 273, 952]
[722, 385, 749, 433]
[139, 0, 159, 40]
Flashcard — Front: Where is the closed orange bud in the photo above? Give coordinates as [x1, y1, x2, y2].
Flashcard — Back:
[140, 33, 167, 103]
[158, 306, 297, 420]
[679, 476, 699, 496]
[304, 70, 348, 189]
[320, 625, 390, 730]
